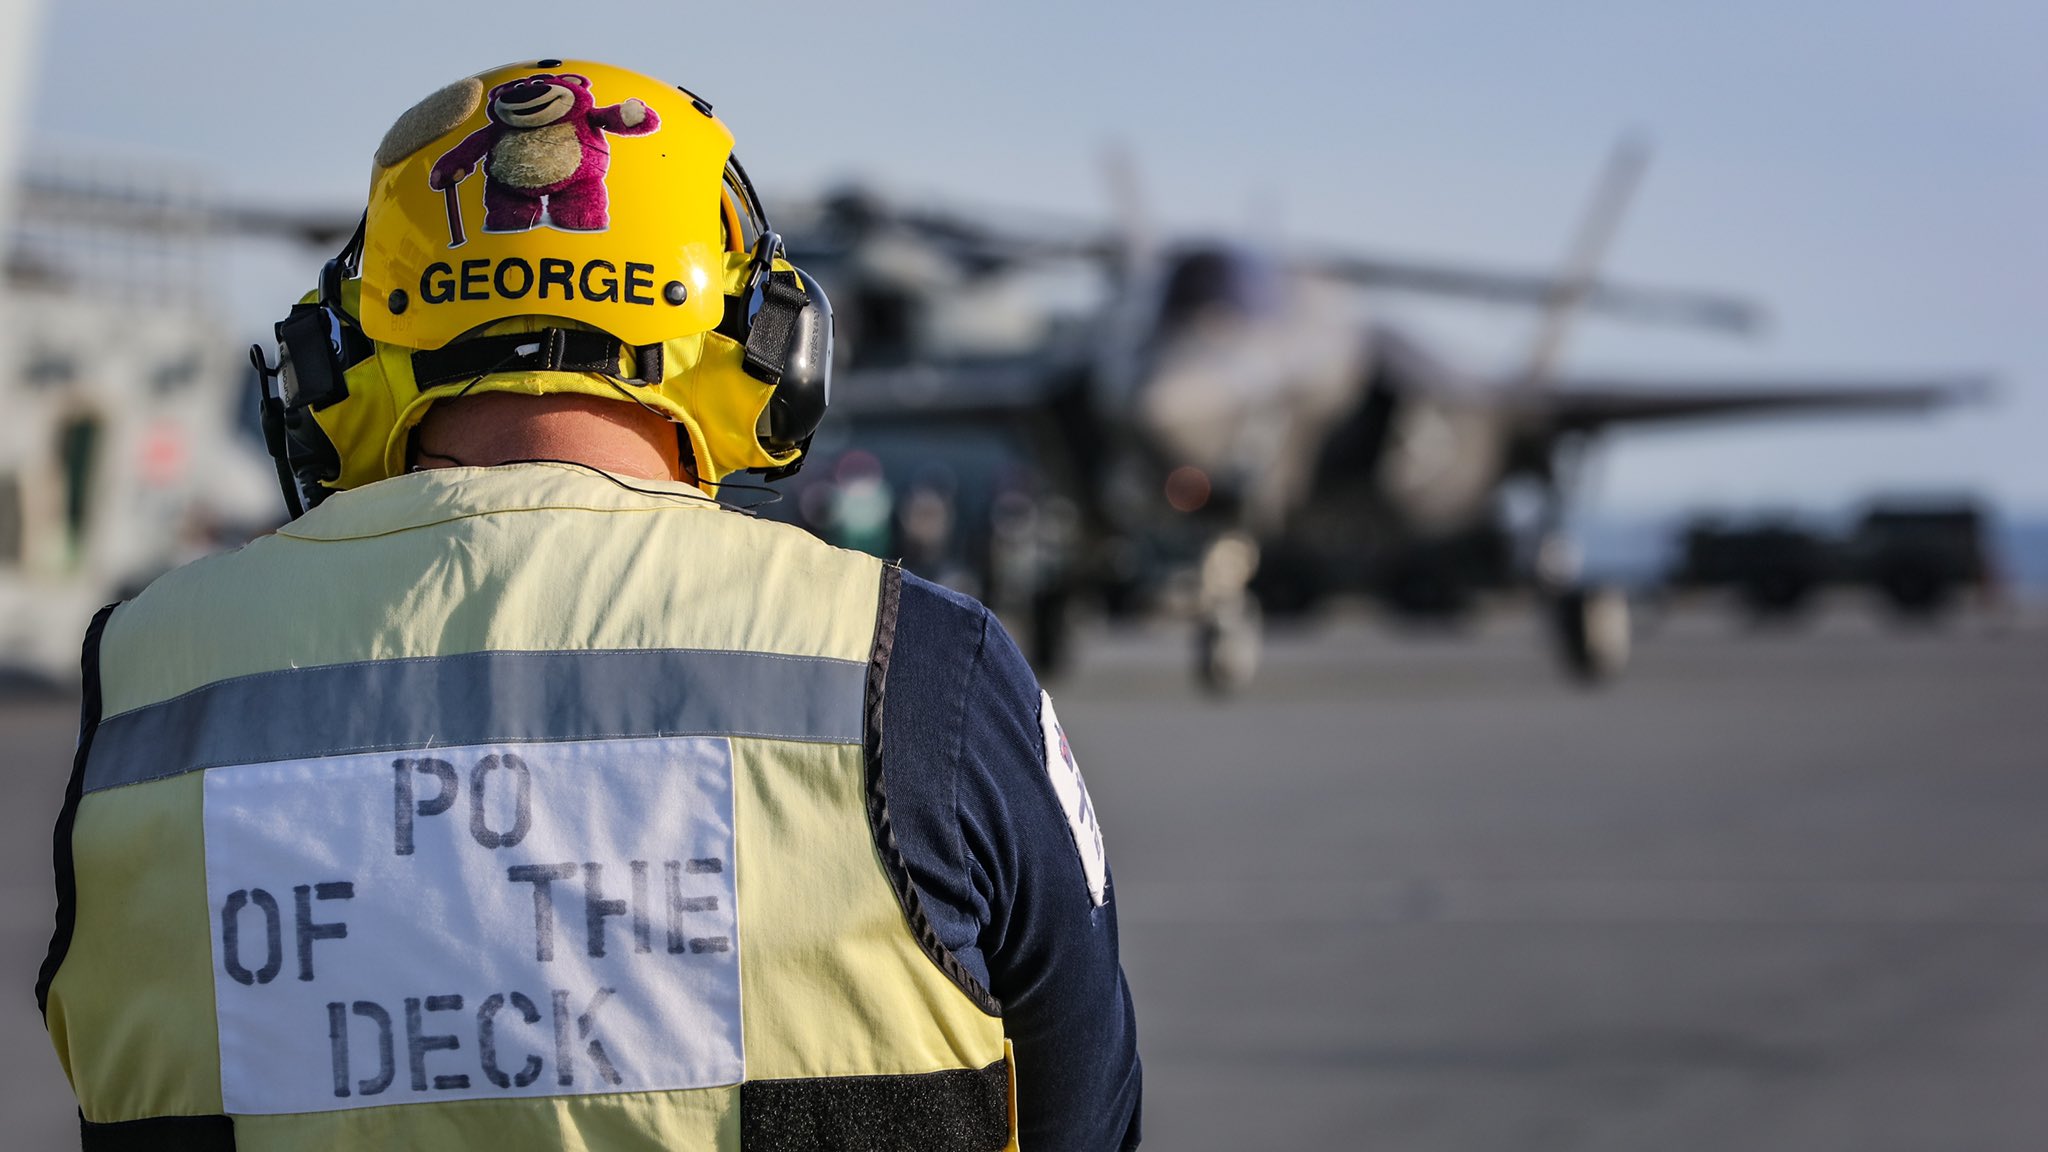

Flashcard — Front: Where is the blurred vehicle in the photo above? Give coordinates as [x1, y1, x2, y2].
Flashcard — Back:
[1671, 498, 1997, 621]
[0, 159, 315, 682]
[0, 1, 352, 680]
[768, 141, 1981, 690]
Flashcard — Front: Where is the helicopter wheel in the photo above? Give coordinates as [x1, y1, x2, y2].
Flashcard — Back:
[1196, 598, 1262, 696]
[1194, 533, 1263, 695]
[1551, 584, 1631, 684]
[1028, 587, 1073, 677]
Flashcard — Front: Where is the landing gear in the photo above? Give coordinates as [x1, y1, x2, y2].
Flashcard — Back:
[1027, 587, 1074, 676]
[1737, 568, 1816, 620]
[1194, 533, 1262, 695]
[1196, 598, 1262, 695]
[1871, 555, 1956, 622]
[1550, 584, 1631, 684]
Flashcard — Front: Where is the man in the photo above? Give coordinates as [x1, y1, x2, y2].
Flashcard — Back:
[39, 59, 1139, 1150]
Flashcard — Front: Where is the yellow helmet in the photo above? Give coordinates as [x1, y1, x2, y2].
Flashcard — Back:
[253, 58, 832, 514]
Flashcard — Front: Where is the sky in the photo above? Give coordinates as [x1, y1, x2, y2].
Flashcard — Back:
[21, 0, 2046, 518]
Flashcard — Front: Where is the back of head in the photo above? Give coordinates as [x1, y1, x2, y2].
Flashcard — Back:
[253, 59, 834, 516]
[412, 392, 683, 481]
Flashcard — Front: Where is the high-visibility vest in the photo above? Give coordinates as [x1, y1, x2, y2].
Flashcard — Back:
[40, 464, 1016, 1151]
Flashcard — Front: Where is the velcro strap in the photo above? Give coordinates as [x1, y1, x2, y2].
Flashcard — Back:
[742, 271, 809, 385]
[82, 1113, 234, 1151]
[411, 329, 659, 389]
[740, 1059, 1011, 1151]
[635, 341, 665, 386]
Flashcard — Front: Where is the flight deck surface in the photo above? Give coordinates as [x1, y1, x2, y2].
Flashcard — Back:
[3, 605, 2043, 1150]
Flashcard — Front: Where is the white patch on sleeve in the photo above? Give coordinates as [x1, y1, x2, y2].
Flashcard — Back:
[202, 736, 742, 1115]
[1039, 691, 1108, 907]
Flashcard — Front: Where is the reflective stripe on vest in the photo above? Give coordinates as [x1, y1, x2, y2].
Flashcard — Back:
[41, 466, 1014, 1152]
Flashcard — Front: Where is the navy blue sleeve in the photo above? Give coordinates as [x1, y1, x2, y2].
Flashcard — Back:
[882, 572, 1142, 1151]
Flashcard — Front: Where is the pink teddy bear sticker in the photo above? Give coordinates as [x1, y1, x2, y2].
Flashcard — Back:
[428, 72, 660, 240]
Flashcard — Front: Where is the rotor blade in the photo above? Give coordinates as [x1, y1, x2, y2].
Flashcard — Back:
[893, 207, 1110, 268]
[1101, 141, 1154, 286]
[1306, 251, 1763, 333]
[1531, 375, 1988, 434]
[794, 185, 1111, 276]
[1522, 133, 1653, 387]
[796, 175, 1764, 334]
[1312, 133, 1760, 338]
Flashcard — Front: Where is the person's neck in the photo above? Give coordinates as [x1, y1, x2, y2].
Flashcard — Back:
[412, 393, 693, 486]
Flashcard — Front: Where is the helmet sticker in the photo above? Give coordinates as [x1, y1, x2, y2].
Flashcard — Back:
[374, 78, 485, 171]
[427, 72, 662, 244]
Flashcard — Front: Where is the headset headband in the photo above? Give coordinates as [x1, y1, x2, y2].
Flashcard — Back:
[724, 153, 773, 245]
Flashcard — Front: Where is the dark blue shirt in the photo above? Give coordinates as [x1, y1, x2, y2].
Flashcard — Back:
[881, 573, 1143, 1151]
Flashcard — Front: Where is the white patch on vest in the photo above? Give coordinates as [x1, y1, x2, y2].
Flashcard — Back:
[1039, 691, 1108, 907]
[202, 736, 743, 1115]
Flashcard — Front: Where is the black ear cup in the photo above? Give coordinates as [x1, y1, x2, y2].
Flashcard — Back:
[252, 341, 343, 520]
[729, 224, 833, 479]
[254, 244, 368, 518]
[761, 272, 832, 452]
[275, 301, 353, 411]
[253, 303, 352, 519]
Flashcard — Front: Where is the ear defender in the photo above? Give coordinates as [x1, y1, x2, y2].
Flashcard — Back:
[252, 222, 367, 517]
[762, 272, 832, 452]
[732, 228, 833, 479]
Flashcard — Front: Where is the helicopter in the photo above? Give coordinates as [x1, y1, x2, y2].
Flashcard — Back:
[763, 140, 1977, 690]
